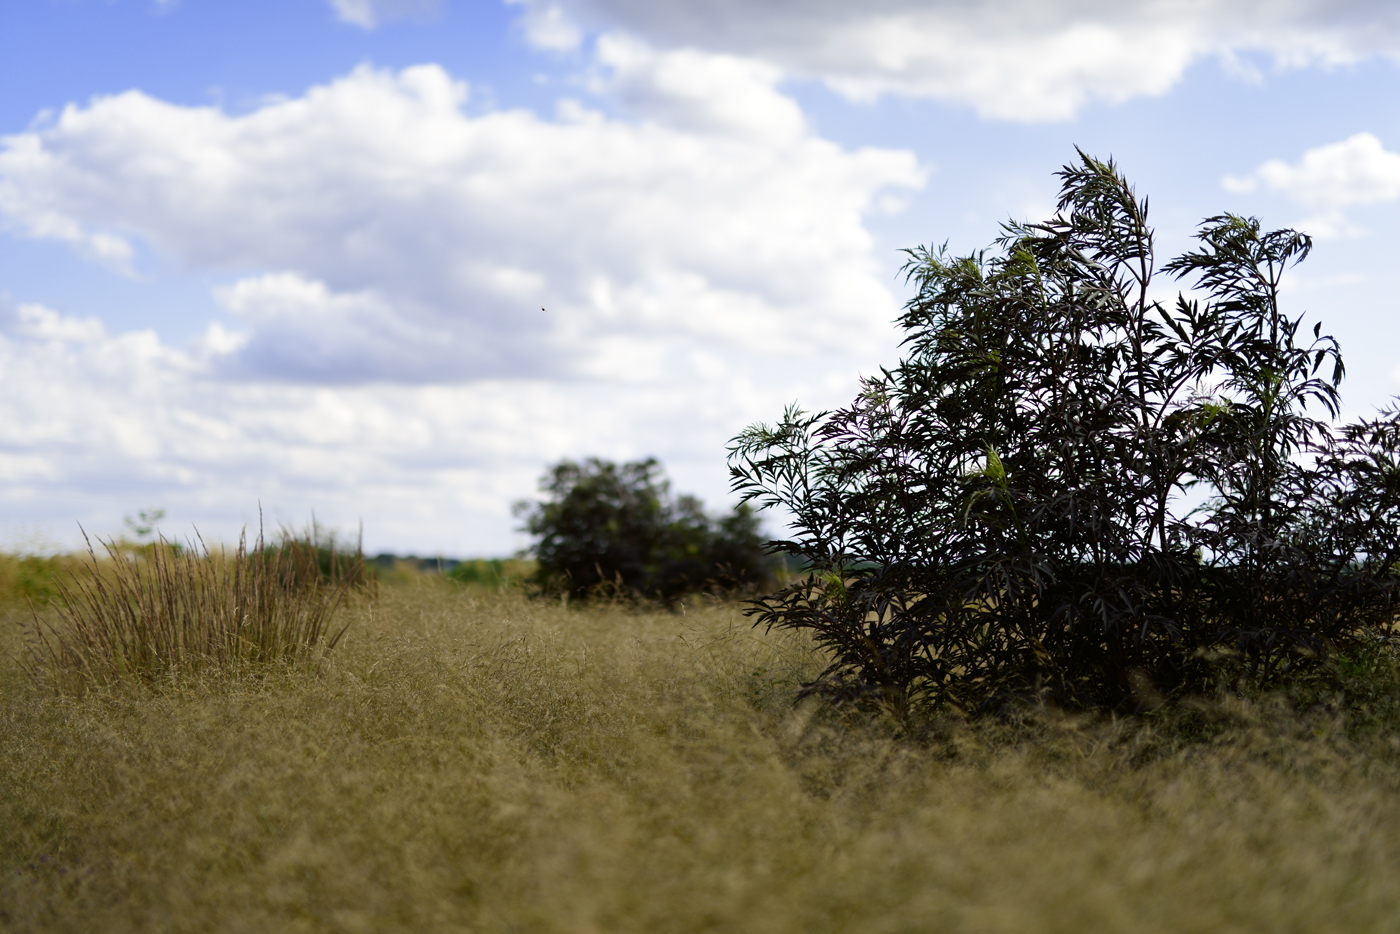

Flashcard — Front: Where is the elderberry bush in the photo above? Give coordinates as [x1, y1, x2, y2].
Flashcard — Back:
[729, 150, 1400, 713]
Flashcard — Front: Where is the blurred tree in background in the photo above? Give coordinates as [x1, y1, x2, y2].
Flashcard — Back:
[516, 457, 774, 602]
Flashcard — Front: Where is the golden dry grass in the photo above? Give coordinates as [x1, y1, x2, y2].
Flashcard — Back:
[21, 534, 356, 690]
[3, 577, 1400, 933]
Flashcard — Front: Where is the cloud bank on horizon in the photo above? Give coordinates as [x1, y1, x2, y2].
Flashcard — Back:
[1, 0, 1398, 554]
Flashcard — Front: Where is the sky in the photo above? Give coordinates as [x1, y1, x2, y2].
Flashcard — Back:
[2, 0, 1399, 556]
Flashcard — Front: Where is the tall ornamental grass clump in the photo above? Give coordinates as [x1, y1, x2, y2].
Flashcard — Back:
[24, 527, 359, 689]
[729, 150, 1400, 714]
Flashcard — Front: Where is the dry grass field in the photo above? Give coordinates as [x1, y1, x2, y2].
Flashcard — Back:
[3, 567, 1400, 933]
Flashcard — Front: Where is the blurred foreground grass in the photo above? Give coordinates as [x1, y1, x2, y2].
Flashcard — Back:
[3, 570, 1400, 933]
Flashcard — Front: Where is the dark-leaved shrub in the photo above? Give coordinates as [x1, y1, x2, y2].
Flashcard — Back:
[728, 150, 1400, 714]
[516, 457, 775, 602]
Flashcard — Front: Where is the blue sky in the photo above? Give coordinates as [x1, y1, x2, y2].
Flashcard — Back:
[2, 0, 1399, 555]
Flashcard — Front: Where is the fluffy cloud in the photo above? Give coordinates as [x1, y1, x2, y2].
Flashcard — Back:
[1224, 133, 1400, 207]
[0, 296, 540, 551]
[0, 297, 866, 553]
[0, 63, 921, 384]
[328, 0, 442, 29]
[1224, 132, 1400, 236]
[594, 35, 806, 141]
[514, 1, 585, 51]
[0, 60, 922, 552]
[511, 0, 1400, 121]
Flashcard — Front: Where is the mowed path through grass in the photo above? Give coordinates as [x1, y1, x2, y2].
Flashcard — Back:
[3, 580, 1400, 933]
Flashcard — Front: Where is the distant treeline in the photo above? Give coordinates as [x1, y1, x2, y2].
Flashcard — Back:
[371, 554, 467, 573]
[371, 554, 534, 587]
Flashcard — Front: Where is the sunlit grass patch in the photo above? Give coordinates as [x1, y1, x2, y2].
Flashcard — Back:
[3, 580, 1400, 932]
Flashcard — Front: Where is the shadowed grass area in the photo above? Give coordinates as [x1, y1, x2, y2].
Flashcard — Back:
[3, 578, 1400, 932]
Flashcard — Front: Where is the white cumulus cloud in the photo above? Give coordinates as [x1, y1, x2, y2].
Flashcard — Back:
[511, 0, 585, 50]
[328, 0, 442, 29]
[511, 0, 1400, 121]
[0, 63, 921, 384]
[1224, 132, 1400, 236]
[0, 298, 869, 553]
[594, 34, 807, 141]
[0, 59, 923, 552]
